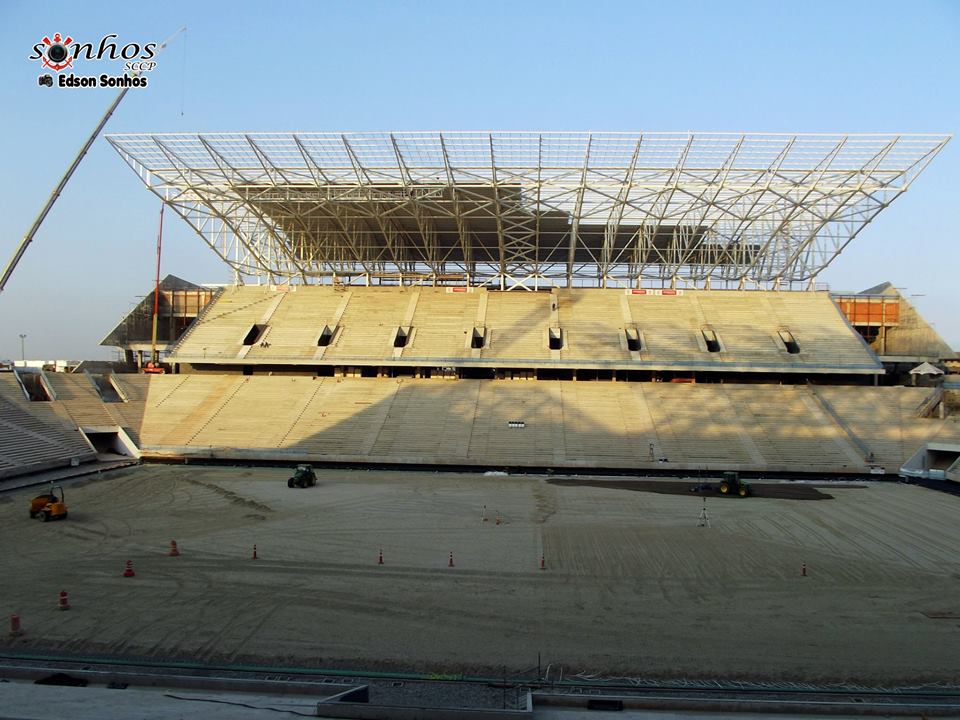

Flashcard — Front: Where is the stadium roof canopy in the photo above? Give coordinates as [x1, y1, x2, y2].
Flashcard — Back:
[107, 132, 949, 289]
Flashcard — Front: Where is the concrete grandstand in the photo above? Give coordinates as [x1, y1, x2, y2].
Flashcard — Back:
[3, 131, 958, 480]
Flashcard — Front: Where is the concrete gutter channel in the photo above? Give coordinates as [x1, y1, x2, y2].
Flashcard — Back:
[142, 451, 904, 479]
[2, 658, 960, 717]
[138, 455, 907, 483]
[316, 690, 960, 718]
[0, 657, 362, 697]
[0, 458, 137, 493]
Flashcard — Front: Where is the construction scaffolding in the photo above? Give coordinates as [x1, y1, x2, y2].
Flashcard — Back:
[107, 132, 949, 289]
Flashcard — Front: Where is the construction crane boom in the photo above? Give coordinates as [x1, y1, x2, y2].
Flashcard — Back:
[0, 27, 185, 294]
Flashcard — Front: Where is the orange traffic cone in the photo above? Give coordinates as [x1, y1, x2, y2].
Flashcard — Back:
[123, 560, 135, 577]
[169, 540, 181, 557]
[58, 591, 70, 611]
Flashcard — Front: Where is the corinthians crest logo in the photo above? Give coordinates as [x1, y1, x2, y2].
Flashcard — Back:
[38, 32, 74, 72]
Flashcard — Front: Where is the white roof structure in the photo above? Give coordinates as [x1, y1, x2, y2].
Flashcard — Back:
[107, 132, 949, 289]
[909, 361, 944, 375]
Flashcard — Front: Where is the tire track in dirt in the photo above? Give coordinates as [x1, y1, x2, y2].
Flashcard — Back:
[179, 476, 274, 514]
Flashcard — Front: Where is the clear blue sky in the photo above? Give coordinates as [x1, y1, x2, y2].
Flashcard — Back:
[0, 0, 957, 360]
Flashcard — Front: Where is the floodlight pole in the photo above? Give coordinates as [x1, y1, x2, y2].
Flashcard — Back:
[19, 334, 26, 363]
[0, 27, 185, 295]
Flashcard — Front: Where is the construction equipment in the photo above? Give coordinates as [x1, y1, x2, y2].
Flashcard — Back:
[287, 464, 317, 489]
[719, 471, 750, 497]
[689, 471, 751, 498]
[0, 27, 185, 295]
[29, 485, 68, 521]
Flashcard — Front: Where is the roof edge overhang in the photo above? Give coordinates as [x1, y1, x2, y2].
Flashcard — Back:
[106, 131, 951, 288]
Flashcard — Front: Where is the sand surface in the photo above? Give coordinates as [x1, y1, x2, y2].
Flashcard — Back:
[1, 465, 958, 683]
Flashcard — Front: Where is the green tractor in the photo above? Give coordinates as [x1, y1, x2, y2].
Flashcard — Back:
[690, 471, 751, 497]
[718, 471, 750, 497]
[287, 464, 317, 489]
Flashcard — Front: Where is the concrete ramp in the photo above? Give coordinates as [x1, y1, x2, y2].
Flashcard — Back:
[900, 442, 960, 481]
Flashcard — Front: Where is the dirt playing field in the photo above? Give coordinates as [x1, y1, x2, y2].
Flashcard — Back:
[1, 465, 958, 684]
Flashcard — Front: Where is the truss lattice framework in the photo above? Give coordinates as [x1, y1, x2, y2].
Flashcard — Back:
[106, 132, 949, 289]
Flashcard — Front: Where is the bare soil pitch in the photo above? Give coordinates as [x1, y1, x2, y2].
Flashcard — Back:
[1, 465, 958, 684]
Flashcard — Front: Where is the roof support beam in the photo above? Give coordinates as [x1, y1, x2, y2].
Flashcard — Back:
[154, 138, 275, 281]
[567, 134, 593, 287]
[602, 136, 643, 286]
[389, 134, 441, 275]
[487, 134, 508, 287]
[198, 137, 310, 282]
[105, 132, 952, 289]
[439, 134, 473, 276]
[776, 137, 900, 282]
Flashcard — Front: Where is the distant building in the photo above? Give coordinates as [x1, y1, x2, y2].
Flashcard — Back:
[834, 282, 957, 383]
[101, 274, 217, 368]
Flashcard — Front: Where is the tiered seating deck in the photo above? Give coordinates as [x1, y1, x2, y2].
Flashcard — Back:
[0, 375, 97, 478]
[132, 374, 960, 472]
[166, 286, 881, 374]
[405, 289, 481, 359]
[173, 286, 277, 359]
[323, 289, 411, 360]
[484, 291, 552, 361]
[557, 290, 629, 362]
[241, 288, 346, 360]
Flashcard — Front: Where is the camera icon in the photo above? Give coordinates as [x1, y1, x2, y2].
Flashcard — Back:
[38, 74, 53, 87]
[46, 43, 68, 65]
